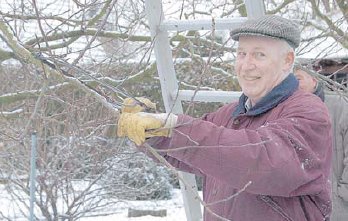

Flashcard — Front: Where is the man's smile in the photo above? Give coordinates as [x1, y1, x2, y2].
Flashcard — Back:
[242, 75, 261, 81]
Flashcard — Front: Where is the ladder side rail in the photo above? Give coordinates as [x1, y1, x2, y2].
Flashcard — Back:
[244, 0, 266, 18]
[145, 1, 203, 221]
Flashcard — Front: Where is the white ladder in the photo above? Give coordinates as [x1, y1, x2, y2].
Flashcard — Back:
[144, 1, 265, 220]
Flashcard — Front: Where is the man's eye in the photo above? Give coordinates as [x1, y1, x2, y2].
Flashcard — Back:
[254, 52, 266, 58]
[237, 52, 246, 57]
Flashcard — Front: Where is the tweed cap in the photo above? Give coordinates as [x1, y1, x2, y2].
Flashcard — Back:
[230, 15, 301, 49]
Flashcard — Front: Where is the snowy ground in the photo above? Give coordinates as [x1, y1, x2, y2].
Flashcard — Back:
[81, 189, 187, 221]
[0, 185, 190, 221]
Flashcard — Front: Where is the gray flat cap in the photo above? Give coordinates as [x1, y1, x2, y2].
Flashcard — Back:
[230, 15, 301, 49]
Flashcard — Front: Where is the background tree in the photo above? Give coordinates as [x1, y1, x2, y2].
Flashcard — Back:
[0, 0, 347, 220]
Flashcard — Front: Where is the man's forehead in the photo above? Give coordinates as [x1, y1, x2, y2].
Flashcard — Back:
[239, 35, 283, 44]
[237, 46, 266, 51]
[237, 36, 285, 51]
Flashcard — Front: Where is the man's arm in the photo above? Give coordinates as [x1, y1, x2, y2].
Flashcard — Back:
[143, 137, 205, 176]
[139, 105, 231, 176]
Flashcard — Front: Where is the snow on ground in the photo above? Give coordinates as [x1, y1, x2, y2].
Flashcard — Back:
[81, 189, 188, 221]
[0, 184, 192, 221]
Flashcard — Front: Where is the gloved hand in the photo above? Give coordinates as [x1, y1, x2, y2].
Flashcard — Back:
[117, 112, 177, 145]
[121, 97, 156, 113]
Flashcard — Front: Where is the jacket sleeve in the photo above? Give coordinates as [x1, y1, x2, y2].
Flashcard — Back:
[337, 100, 348, 201]
[159, 98, 332, 197]
[143, 107, 227, 176]
[144, 137, 204, 176]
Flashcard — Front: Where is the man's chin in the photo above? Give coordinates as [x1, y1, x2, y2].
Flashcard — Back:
[242, 89, 261, 98]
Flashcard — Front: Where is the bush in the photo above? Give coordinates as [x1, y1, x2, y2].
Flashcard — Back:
[101, 146, 174, 200]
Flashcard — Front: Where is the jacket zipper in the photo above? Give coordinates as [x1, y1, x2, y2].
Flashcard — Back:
[258, 195, 294, 221]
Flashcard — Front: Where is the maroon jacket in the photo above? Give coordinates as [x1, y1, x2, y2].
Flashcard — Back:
[147, 77, 332, 220]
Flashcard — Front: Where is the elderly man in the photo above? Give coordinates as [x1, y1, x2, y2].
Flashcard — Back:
[294, 66, 348, 221]
[118, 15, 333, 221]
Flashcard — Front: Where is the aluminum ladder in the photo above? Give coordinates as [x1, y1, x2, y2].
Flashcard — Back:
[144, 1, 265, 220]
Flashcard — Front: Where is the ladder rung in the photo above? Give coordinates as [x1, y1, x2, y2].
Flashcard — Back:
[160, 17, 247, 32]
[174, 90, 242, 103]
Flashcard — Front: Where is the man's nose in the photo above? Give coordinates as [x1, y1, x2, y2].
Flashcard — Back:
[240, 54, 256, 71]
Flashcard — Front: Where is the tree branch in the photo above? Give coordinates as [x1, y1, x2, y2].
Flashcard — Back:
[0, 21, 118, 113]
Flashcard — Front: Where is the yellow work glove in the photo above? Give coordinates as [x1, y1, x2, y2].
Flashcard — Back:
[117, 112, 177, 145]
[121, 97, 156, 113]
[144, 113, 177, 138]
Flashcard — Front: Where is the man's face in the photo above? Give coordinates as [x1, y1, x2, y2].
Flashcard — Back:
[294, 69, 317, 93]
[235, 36, 292, 105]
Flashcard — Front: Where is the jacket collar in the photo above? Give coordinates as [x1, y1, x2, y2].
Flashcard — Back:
[232, 73, 299, 117]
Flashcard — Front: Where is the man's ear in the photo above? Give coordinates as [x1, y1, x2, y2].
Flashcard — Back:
[311, 76, 318, 85]
[283, 51, 295, 72]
